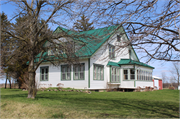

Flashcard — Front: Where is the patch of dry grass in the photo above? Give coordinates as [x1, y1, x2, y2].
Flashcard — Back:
[1, 100, 52, 118]
[1, 100, 97, 118]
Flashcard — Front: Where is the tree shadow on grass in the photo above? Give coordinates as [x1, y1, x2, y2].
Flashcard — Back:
[35, 93, 179, 118]
[1, 91, 179, 118]
[111, 98, 179, 118]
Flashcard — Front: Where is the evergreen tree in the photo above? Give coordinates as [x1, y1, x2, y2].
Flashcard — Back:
[1, 12, 12, 89]
[73, 15, 94, 32]
[1, 13, 29, 89]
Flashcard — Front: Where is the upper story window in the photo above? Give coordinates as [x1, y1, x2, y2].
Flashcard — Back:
[109, 44, 115, 59]
[48, 41, 75, 56]
[117, 35, 121, 42]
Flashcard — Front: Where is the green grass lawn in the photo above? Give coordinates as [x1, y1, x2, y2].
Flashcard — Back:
[1, 88, 179, 118]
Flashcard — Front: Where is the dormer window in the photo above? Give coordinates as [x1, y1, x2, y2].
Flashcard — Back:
[48, 41, 75, 56]
[109, 44, 115, 59]
[117, 35, 121, 42]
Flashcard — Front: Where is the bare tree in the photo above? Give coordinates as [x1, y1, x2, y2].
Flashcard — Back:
[170, 62, 180, 86]
[161, 72, 168, 84]
[85, 0, 180, 62]
[1, 0, 86, 98]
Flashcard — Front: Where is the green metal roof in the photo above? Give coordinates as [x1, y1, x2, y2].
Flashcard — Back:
[107, 61, 120, 67]
[53, 25, 121, 57]
[118, 59, 154, 69]
[34, 25, 149, 67]
[32, 25, 121, 64]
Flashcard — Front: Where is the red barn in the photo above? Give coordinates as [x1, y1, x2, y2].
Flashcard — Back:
[152, 76, 163, 90]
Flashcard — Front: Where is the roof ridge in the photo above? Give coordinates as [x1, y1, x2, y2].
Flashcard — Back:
[56, 25, 120, 33]
[79, 25, 120, 33]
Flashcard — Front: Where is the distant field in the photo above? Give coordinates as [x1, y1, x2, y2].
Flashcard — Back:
[1, 88, 179, 118]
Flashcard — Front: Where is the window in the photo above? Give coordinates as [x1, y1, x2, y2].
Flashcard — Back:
[137, 70, 152, 81]
[142, 71, 144, 80]
[40, 66, 49, 81]
[73, 63, 85, 80]
[117, 35, 121, 42]
[65, 41, 75, 54]
[149, 72, 152, 81]
[75, 42, 83, 52]
[109, 44, 115, 59]
[141, 71, 144, 80]
[137, 70, 140, 80]
[130, 69, 135, 80]
[93, 64, 104, 80]
[111, 67, 120, 83]
[123, 69, 128, 80]
[48, 44, 61, 56]
[48, 41, 75, 56]
[61, 65, 71, 80]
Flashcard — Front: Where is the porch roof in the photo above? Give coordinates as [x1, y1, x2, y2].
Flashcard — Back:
[107, 61, 120, 67]
[118, 59, 154, 69]
[107, 59, 154, 69]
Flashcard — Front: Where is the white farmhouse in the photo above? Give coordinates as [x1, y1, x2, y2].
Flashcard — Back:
[35, 25, 154, 90]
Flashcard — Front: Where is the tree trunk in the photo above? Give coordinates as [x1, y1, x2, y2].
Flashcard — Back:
[27, 57, 36, 99]
[5, 73, 8, 89]
[18, 79, 21, 89]
[9, 78, 11, 89]
[18, 76, 22, 89]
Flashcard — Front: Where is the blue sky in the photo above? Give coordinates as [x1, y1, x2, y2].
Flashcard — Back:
[0, 1, 173, 84]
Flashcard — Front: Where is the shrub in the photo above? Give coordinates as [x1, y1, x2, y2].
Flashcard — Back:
[169, 86, 175, 90]
[57, 83, 64, 90]
[135, 86, 141, 92]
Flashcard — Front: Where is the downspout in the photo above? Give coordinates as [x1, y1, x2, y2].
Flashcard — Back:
[88, 58, 90, 88]
[110, 66, 112, 83]
[129, 49, 131, 63]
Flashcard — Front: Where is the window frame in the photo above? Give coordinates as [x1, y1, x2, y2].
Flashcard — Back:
[130, 69, 135, 80]
[40, 66, 49, 81]
[109, 44, 115, 59]
[123, 69, 129, 80]
[117, 35, 121, 42]
[123, 68, 137, 80]
[48, 41, 75, 56]
[137, 69, 152, 81]
[73, 63, 85, 80]
[61, 64, 71, 81]
[93, 64, 104, 81]
[111, 67, 120, 83]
